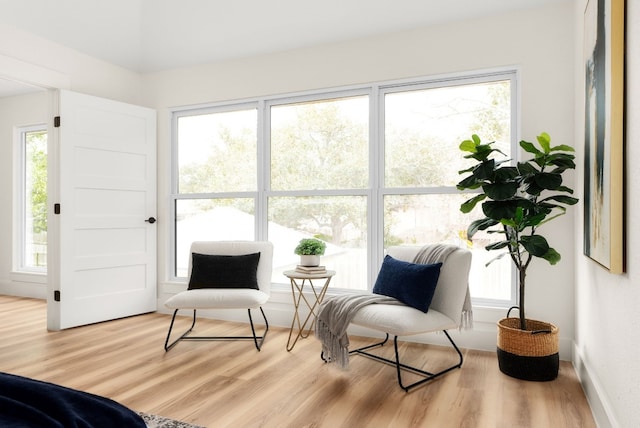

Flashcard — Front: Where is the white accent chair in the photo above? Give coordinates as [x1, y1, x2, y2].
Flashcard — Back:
[164, 241, 273, 351]
[348, 245, 472, 391]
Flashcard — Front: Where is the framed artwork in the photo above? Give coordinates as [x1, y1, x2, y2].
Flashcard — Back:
[583, 0, 625, 273]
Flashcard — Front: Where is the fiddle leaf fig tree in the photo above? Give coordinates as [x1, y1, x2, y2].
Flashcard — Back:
[457, 133, 578, 330]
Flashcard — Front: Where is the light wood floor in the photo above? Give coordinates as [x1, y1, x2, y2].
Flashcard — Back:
[0, 295, 595, 428]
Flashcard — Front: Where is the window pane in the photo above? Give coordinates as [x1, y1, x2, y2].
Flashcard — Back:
[270, 96, 369, 191]
[384, 194, 512, 301]
[178, 109, 257, 193]
[385, 81, 511, 187]
[24, 130, 47, 270]
[172, 72, 516, 303]
[268, 196, 367, 290]
[175, 198, 255, 277]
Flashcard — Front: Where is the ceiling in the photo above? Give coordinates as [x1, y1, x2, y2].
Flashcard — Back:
[1, 0, 563, 74]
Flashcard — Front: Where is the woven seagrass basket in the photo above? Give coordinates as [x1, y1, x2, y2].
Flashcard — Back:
[497, 317, 559, 381]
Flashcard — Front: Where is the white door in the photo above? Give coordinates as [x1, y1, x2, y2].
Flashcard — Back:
[47, 90, 157, 330]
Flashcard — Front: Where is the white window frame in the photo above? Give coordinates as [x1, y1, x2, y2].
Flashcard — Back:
[13, 124, 48, 275]
[170, 69, 519, 308]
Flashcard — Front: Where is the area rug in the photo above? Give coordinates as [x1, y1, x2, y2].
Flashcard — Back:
[138, 412, 205, 428]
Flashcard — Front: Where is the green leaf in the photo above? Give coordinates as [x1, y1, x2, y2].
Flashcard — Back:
[483, 182, 518, 200]
[522, 179, 543, 196]
[541, 247, 561, 264]
[520, 140, 542, 156]
[483, 200, 518, 220]
[537, 132, 551, 153]
[540, 195, 579, 205]
[547, 152, 576, 163]
[549, 144, 575, 152]
[494, 166, 519, 181]
[486, 241, 509, 251]
[457, 174, 483, 190]
[500, 218, 517, 228]
[556, 185, 574, 194]
[460, 194, 486, 213]
[522, 212, 547, 227]
[514, 206, 524, 223]
[467, 217, 498, 239]
[472, 134, 481, 145]
[471, 144, 501, 161]
[459, 139, 477, 153]
[517, 161, 538, 175]
[547, 154, 576, 171]
[521, 235, 550, 257]
[533, 172, 562, 190]
[474, 159, 496, 180]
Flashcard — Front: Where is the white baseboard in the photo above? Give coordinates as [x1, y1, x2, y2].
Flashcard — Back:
[0, 280, 46, 299]
[573, 343, 618, 428]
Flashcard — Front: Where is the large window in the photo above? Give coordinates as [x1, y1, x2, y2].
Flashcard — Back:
[172, 71, 517, 305]
[17, 125, 48, 272]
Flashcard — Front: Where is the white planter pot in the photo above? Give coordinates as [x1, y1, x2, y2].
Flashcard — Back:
[299, 255, 320, 267]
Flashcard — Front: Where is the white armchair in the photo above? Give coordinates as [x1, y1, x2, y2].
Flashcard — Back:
[325, 245, 472, 391]
[164, 241, 273, 351]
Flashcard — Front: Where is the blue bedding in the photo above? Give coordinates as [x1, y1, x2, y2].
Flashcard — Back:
[0, 372, 146, 427]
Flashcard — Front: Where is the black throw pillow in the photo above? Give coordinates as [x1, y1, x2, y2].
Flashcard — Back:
[188, 252, 261, 290]
[373, 255, 442, 313]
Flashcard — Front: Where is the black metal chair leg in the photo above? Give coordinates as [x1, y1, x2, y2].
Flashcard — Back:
[164, 307, 269, 352]
[248, 307, 269, 351]
[164, 309, 197, 351]
[349, 330, 464, 392]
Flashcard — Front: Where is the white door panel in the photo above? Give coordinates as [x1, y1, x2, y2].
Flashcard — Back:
[47, 90, 157, 330]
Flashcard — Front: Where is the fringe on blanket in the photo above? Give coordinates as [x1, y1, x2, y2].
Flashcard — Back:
[315, 294, 399, 370]
[315, 317, 349, 370]
[461, 308, 473, 331]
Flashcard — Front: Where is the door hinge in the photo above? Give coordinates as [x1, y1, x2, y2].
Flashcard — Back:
[54, 290, 61, 302]
[54, 116, 61, 127]
[54, 203, 61, 214]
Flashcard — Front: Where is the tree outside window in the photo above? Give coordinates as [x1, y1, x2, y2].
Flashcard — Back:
[172, 73, 516, 304]
[22, 127, 47, 270]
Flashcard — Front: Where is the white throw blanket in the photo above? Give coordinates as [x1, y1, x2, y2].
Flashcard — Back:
[314, 294, 400, 369]
[315, 244, 472, 369]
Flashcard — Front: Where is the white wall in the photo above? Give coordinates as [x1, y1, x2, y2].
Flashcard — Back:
[573, 1, 640, 427]
[2, 2, 635, 426]
[0, 25, 145, 299]
[0, 92, 48, 297]
[0, 24, 143, 106]
[144, 2, 578, 358]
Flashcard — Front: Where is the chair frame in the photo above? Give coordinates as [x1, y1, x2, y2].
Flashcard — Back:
[163, 240, 273, 352]
[347, 330, 463, 392]
[164, 307, 269, 352]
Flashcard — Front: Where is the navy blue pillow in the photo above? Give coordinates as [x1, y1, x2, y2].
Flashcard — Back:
[188, 252, 261, 290]
[373, 255, 442, 313]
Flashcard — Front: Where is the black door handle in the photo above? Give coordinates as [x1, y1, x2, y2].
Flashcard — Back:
[145, 217, 157, 224]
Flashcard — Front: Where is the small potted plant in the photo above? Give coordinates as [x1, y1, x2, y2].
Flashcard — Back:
[457, 132, 578, 381]
[294, 238, 326, 266]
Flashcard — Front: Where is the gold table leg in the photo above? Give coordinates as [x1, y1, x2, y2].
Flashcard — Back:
[286, 276, 332, 351]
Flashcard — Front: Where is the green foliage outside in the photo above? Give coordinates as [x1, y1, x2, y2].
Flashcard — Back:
[25, 130, 47, 267]
[26, 131, 47, 234]
[177, 82, 512, 249]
